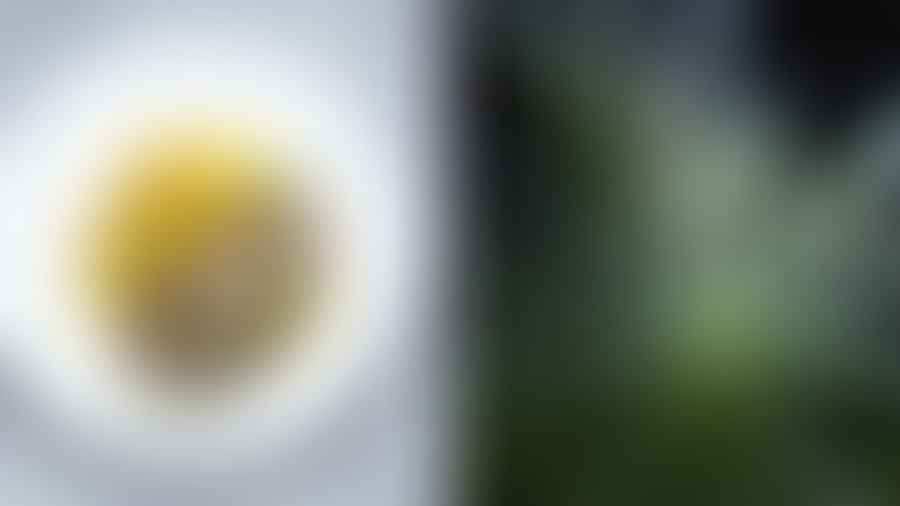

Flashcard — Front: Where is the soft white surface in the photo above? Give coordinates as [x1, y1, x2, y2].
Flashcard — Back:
[0, 2, 453, 504]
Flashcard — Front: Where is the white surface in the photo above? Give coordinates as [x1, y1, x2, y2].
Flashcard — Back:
[0, 2, 455, 505]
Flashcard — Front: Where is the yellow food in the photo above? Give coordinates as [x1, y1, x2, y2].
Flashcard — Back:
[80, 118, 318, 388]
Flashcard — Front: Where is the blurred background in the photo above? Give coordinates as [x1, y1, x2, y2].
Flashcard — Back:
[473, 1, 900, 505]
[5, 0, 900, 505]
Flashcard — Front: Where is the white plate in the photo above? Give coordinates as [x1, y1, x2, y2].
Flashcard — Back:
[0, 21, 437, 477]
